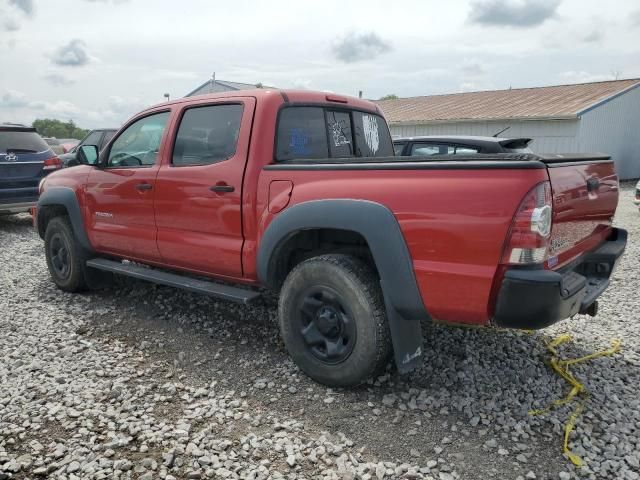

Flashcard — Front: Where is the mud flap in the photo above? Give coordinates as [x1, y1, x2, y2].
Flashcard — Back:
[383, 289, 424, 374]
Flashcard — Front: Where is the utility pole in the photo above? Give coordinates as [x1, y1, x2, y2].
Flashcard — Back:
[163, 93, 170, 102]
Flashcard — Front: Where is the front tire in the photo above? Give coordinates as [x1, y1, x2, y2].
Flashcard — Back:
[278, 254, 391, 387]
[44, 216, 89, 292]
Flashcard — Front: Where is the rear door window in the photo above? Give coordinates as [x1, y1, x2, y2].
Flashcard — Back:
[172, 104, 243, 166]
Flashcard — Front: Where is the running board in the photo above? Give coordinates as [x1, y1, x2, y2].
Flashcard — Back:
[86, 258, 261, 305]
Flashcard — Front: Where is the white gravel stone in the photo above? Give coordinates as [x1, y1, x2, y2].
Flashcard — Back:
[1, 186, 639, 480]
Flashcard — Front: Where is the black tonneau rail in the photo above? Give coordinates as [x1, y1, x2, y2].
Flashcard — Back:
[265, 152, 612, 171]
[535, 153, 612, 168]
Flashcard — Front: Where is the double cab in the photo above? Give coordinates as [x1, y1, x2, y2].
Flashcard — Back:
[36, 89, 626, 386]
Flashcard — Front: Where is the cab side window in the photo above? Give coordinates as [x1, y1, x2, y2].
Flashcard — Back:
[107, 112, 170, 168]
[172, 104, 243, 166]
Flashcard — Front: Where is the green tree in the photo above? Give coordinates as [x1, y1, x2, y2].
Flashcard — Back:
[378, 94, 398, 100]
[32, 118, 89, 139]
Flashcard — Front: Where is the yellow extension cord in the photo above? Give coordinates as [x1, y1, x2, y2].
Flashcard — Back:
[528, 333, 621, 467]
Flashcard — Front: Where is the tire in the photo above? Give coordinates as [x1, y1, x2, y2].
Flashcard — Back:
[278, 254, 391, 387]
[44, 216, 89, 292]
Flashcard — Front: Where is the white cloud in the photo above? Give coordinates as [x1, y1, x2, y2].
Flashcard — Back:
[469, 0, 561, 27]
[0, 0, 639, 128]
[8, 0, 33, 16]
[1, 90, 29, 107]
[332, 32, 392, 63]
[2, 16, 20, 31]
[43, 73, 75, 86]
[51, 39, 90, 67]
[559, 70, 616, 84]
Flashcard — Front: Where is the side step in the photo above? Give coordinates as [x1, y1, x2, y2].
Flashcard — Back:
[86, 258, 262, 305]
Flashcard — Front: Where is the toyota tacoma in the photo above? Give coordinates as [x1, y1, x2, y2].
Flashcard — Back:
[35, 89, 626, 386]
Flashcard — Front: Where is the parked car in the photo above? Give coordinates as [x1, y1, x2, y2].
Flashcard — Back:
[393, 135, 533, 156]
[634, 180, 640, 209]
[0, 124, 61, 215]
[43, 137, 66, 155]
[57, 138, 80, 153]
[35, 89, 626, 386]
[59, 128, 117, 167]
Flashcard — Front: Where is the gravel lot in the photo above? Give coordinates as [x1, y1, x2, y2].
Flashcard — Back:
[1, 185, 638, 480]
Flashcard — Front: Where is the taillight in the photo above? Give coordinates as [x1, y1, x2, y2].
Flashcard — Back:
[501, 181, 552, 265]
[43, 156, 62, 171]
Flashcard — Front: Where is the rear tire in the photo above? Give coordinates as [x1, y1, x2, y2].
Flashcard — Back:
[44, 216, 89, 292]
[278, 254, 391, 387]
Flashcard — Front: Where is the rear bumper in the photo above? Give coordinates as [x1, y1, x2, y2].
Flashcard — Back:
[0, 186, 39, 214]
[0, 200, 38, 214]
[493, 227, 627, 329]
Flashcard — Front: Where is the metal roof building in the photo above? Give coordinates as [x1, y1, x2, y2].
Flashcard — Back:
[186, 79, 271, 97]
[377, 79, 640, 179]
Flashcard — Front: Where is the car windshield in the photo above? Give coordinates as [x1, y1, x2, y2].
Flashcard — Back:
[0, 130, 50, 154]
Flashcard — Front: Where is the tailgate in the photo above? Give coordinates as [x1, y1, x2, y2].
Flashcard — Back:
[543, 155, 619, 268]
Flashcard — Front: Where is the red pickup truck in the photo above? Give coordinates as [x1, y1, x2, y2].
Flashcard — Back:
[36, 89, 626, 386]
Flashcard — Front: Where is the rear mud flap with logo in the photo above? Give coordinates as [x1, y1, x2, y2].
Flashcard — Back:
[383, 289, 424, 374]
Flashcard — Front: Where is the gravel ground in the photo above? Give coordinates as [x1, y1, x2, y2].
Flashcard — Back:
[1, 185, 638, 480]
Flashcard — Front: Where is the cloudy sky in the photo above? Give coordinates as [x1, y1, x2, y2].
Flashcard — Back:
[1, 0, 639, 129]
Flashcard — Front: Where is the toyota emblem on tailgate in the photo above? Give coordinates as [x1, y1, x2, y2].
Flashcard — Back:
[5, 153, 17, 162]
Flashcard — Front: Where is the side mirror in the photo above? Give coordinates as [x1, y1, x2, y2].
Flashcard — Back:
[77, 145, 99, 166]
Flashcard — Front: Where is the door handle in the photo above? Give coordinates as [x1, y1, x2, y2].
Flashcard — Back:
[210, 184, 235, 193]
[135, 183, 153, 191]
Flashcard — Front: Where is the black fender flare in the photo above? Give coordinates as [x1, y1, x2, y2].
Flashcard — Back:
[257, 199, 428, 373]
[37, 187, 93, 252]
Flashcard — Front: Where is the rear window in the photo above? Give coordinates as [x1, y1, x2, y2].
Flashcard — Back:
[0, 130, 50, 154]
[275, 106, 393, 161]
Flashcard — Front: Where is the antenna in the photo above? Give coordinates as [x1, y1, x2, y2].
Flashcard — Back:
[492, 126, 510, 137]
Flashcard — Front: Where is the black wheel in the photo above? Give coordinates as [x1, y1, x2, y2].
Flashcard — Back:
[278, 254, 391, 386]
[44, 216, 89, 292]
